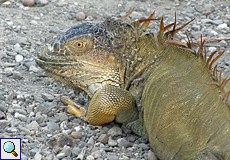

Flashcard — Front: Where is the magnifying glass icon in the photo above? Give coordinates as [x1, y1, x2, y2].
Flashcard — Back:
[3, 141, 18, 157]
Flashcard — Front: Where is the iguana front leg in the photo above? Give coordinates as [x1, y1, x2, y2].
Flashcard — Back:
[62, 85, 139, 125]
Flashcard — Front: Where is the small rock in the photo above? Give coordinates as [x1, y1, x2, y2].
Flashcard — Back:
[86, 155, 94, 160]
[41, 93, 54, 102]
[87, 137, 95, 147]
[15, 54, 23, 62]
[29, 65, 39, 72]
[13, 72, 23, 80]
[34, 152, 42, 160]
[148, 150, 157, 160]
[76, 12, 85, 21]
[0, 120, 10, 129]
[47, 122, 60, 131]
[59, 145, 71, 157]
[18, 126, 31, 135]
[29, 148, 39, 157]
[107, 126, 122, 137]
[138, 143, 149, 150]
[47, 133, 76, 148]
[117, 138, 132, 148]
[219, 40, 228, 46]
[0, 103, 7, 112]
[36, 0, 48, 6]
[26, 121, 40, 131]
[16, 94, 25, 101]
[0, 51, 7, 59]
[97, 134, 108, 144]
[209, 30, 218, 36]
[56, 152, 66, 159]
[30, 20, 38, 25]
[35, 115, 44, 124]
[35, 102, 56, 114]
[108, 136, 117, 147]
[7, 127, 18, 133]
[210, 19, 223, 25]
[22, 0, 35, 6]
[14, 112, 27, 121]
[216, 23, 228, 29]
[71, 131, 85, 139]
[56, 0, 68, 7]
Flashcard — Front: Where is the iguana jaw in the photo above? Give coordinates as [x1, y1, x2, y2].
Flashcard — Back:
[35, 56, 121, 96]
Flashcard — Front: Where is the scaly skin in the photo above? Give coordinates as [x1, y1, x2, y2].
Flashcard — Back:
[36, 11, 230, 160]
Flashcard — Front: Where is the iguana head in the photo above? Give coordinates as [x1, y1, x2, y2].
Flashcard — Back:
[35, 10, 194, 97]
[36, 18, 132, 96]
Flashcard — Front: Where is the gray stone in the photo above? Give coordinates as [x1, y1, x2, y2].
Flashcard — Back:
[34, 96, 45, 103]
[36, 0, 48, 6]
[26, 121, 39, 131]
[34, 152, 42, 160]
[148, 150, 158, 160]
[18, 126, 31, 135]
[117, 138, 132, 148]
[0, 103, 7, 111]
[29, 148, 39, 157]
[41, 93, 54, 102]
[13, 72, 23, 80]
[14, 109, 27, 115]
[56, 152, 66, 159]
[47, 121, 60, 131]
[97, 134, 108, 144]
[35, 102, 56, 114]
[138, 143, 149, 150]
[35, 115, 44, 124]
[60, 145, 72, 157]
[87, 137, 95, 147]
[108, 137, 117, 147]
[107, 126, 122, 137]
[7, 127, 18, 133]
[14, 112, 27, 121]
[210, 20, 223, 25]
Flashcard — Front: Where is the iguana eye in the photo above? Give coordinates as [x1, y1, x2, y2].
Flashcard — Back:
[74, 41, 84, 48]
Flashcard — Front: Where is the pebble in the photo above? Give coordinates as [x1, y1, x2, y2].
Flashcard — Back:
[216, 23, 228, 30]
[14, 112, 27, 121]
[71, 131, 85, 139]
[97, 134, 108, 144]
[34, 152, 42, 160]
[29, 65, 40, 72]
[107, 126, 122, 137]
[47, 121, 60, 131]
[36, 0, 48, 6]
[35, 102, 56, 114]
[30, 20, 38, 25]
[117, 138, 132, 148]
[76, 12, 86, 21]
[210, 19, 223, 25]
[15, 54, 23, 62]
[13, 72, 23, 80]
[41, 93, 54, 101]
[26, 121, 40, 131]
[108, 136, 118, 147]
[22, 0, 35, 6]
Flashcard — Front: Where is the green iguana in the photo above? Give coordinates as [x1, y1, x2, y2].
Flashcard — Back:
[35, 9, 230, 160]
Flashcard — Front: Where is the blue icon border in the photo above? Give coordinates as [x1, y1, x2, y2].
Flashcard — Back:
[0, 138, 21, 160]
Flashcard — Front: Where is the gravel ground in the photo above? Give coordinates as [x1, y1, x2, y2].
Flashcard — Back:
[0, 0, 229, 160]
